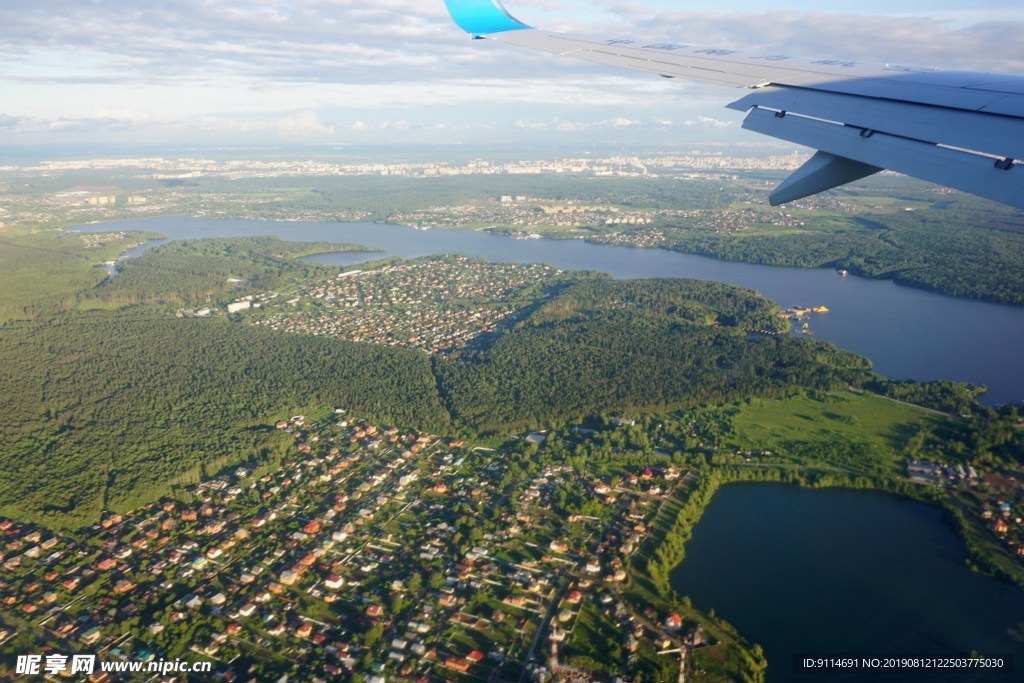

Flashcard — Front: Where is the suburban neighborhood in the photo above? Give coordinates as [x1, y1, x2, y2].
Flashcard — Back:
[0, 411, 717, 681]
[250, 257, 568, 356]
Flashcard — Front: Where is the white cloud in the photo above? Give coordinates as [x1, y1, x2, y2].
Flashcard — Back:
[684, 115, 734, 128]
[0, 1, 1020, 146]
[276, 111, 335, 138]
[0, 112, 148, 134]
[547, 115, 683, 131]
[196, 116, 272, 133]
[513, 120, 549, 130]
[630, 10, 1024, 72]
[3, 2, 1018, 87]
[350, 120, 449, 131]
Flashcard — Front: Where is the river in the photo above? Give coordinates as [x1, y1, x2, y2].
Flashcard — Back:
[82, 215, 1024, 405]
[670, 483, 1024, 681]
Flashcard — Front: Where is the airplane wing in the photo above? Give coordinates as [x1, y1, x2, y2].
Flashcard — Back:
[441, 0, 1024, 209]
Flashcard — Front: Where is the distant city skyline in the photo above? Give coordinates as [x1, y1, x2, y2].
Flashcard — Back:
[2, 0, 1022, 149]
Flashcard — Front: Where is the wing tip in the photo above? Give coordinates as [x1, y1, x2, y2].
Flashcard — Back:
[442, 0, 532, 36]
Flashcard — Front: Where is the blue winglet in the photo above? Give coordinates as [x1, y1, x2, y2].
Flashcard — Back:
[443, 0, 532, 37]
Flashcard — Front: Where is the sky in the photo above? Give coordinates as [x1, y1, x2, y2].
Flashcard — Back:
[1, 0, 1022, 152]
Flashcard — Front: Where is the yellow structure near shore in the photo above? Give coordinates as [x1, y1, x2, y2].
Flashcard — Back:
[781, 305, 830, 319]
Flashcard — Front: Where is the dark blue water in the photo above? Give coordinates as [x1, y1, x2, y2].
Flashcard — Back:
[671, 484, 1024, 682]
[77, 216, 1024, 405]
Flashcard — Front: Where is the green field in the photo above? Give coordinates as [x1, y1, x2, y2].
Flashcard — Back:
[732, 391, 950, 474]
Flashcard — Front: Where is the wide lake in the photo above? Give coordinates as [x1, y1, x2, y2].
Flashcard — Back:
[85, 215, 1024, 405]
[671, 484, 1024, 681]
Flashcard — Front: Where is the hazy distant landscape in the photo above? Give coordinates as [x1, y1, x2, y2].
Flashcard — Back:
[4, 149, 1022, 305]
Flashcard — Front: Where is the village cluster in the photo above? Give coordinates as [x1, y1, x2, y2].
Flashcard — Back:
[907, 460, 1024, 561]
[251, 257, 563, 356]
[388, 200, 658, 232]
[0, 411, 710, 680]
[590, 209, 806, 250]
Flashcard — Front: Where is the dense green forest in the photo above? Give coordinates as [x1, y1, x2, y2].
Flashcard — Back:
[0, 230, 157, 319]
[436, 279, 870, 433]
[863, 378, 989, 416]
[0, 313, 451, 527]
[641, 200, 1024, 305]
[0, 230, 371, 317]
[88, 236, 375, 307]
[528, 278, 790, 332]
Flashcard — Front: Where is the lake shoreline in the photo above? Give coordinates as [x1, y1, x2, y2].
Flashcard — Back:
[635, 472, 1024, 681]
